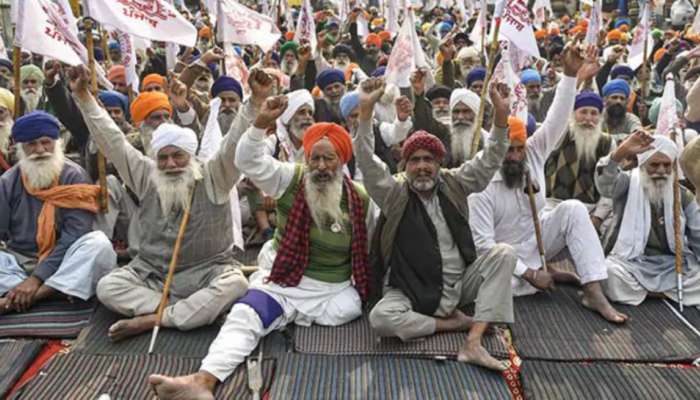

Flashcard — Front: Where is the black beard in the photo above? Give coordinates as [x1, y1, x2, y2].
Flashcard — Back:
[606, 104, 626, 125]
[501, 160, 525, 189]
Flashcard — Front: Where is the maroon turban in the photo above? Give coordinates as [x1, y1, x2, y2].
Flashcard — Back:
[401, 130, 446, 161]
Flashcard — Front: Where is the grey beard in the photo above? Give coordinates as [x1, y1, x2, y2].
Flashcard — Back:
[569, 121, 603, 164]
[0, 119, 11, 155]
[17, 141, 65, 190]
[304, 168, 345, 230]
[218, 110, 237, 135]
[281, 60, 298, 75]
[21, 89, 42, 113]
[450, 124, 475, 162]
[640, 169, 671, 210]
[150, 160, 201, 214]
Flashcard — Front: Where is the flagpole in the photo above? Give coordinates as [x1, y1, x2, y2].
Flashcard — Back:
[12, 46, 20, 119]
[671, 129, 684, 312]
[640, 32, 649, 99]
[85, 18, 109, 213]
[100, 27, 112, 71]
[470, 17, 501, 159]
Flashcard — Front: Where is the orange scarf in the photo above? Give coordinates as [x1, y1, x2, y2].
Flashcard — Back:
[21, 173, 101, 262]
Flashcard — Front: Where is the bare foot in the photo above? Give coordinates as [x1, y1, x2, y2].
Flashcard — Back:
[550, 267, 581, 286]
[149, 373, 216, 400]
[581, 287, 628, 324]
[457, 341, 507, 371]
[108, 314, 158, 342]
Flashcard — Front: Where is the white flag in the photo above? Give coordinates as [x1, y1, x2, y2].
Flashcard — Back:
[469, 0, 487, 45]
[694, 6, 700, 34]
[357, 14, 370, 39]
[385, 10, 428, 88]
[585, 0, 602, 46]
[16, 0, 83, 65]
[295, 0, 318, 55]
[224, 45, 250, 94]
[216, 0, 281, 53]
[204, 0, 218, 26]
[500, 0, 540, 58]
[493, 41, 527, 122]
[116, 31, 140, 94]
[199, 98, 245, 251]
[386, 0, 400, 36]
[628, 4, 653, 71]
[656, 74, 680, 143]
[532, 0, 551, 28]
[83, 0, 197, 47]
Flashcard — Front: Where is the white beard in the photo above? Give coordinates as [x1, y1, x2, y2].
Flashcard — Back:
[21, 88, 42, 113]
[640, 168, 671, 209]
[17, 140, 65, 190]
[304, 169, 345, 230]
[527, 96, 541, 114]
[569, 120, 603, 163]
[450, 123, 475, 162]
[0, 118, 11, 155]
[281, 59, 298, 76]
[150, 160, 202, 214]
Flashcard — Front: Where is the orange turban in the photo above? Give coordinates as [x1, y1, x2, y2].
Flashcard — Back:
[142, 73, 166, 90]
[618, 25, 629, 33]
[378, 31, 391, 43]
[199, 26, 212, 39]
[285, 31, 295, 41]
[302, 123, 353, 163]
[365, 33, 382, 48]
[535, 30, 546, 40]
[607, 30, 622, 41]
[130, 91, 172, 125]
[654, 48, 666, 63]
[107, 65, 126, 83]
[508, 116, 527, 145]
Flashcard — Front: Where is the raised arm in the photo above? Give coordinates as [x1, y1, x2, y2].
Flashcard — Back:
[68, 67, 154, 199]
[595, 131, 655, 200]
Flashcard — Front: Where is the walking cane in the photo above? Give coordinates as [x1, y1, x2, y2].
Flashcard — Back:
[526, 171, 548, 273]
[671, 130, 684, 312]
[247, 340, 264, 400]
[148, 188, 196, 354]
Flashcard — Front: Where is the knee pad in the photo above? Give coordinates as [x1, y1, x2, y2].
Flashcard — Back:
[235, 289, 283, 329]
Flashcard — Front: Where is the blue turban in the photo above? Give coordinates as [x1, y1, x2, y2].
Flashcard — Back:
[371, 66, 386, 77]
[614, 17, 631, 29]
[207, 62, 220, 80]
[466, 67, 486, 87]
[270, 52, 280, 65]
[527, 113, 536, 136]
[316, 68, 345, 89]
[610, 65, 634, 80]
[520, 69, 541, 85]
[575, 91, 604, 111]
[0, 58, 13, 71]
[340, 91, 360, 119]
[93, 47, 104, 62]
[12, 111, 61, 143]
[98, 90, 130, 119]
[602, 79, 631, 98]
[108, 40, 120, 51]
[211, 76, 243, 100]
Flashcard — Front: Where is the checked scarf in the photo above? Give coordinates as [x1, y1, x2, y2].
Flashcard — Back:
[267, 173, 371, 301]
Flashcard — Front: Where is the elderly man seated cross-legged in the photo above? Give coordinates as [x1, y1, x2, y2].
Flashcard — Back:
[355, 78, 517, 372]
[0, 111, 116, 313]
[69, 67, 248, 341]
[149, 78, 374, 399]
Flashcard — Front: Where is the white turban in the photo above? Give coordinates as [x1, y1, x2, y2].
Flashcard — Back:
[457, 46, 479, 61]
[637, 135, 679, 166]
[449, 88, 480, 113]
[280, 89, 315, 125]
[150, 123, 198, 157]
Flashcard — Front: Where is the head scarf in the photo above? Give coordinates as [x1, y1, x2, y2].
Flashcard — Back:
[426, 85, 451, 102]
[371, 66, 386, 77]
[0, 87, 15, 115]
[607, 30, 622, 41]
[130, 91, 172, 125]
[12, 111, 60, 143]
[302, 122, 353, 163]
[457, 46, 479, 61]
[508, 116, 527, 145]
[108, 40, 120, 51]
[401, 131, 446, 161]
[107, 65, 126, 83]
[141, 73, 166, 90]
[610, 65, 635, 80]
[520, 69, 541, 85]
[637, 135, 678, 166]
[98, 90, 130, 119]
[316, 69, 345, 89]
[340, 91, 360, 119]
[280, 41, 299, 57]
[211, 76, 243, 99]
[20, 65, 44, 85]
[466, 67, 486, 87]
[281, 89, 315, 125]
[449, 88, 480, 113]
[527, 113, 537, 137]
[150, 123, 198, 156]
[0, 58, 13, 72]
[649, 97, 683, 125]
[602, 79, 631, 98]
[332, 44, 354, 59]
[574, 92, 604, 111]
[365, 33, 382, 48]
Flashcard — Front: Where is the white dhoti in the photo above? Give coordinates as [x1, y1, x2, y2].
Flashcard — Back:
[513, 200, 608, 296]
[200, 240, 362, 382]
[0, 231, 117, 300]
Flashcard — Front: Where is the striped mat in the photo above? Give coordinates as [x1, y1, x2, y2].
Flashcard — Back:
[512, 285, 700, 361]
[0, 340, 46, 398]
[293, 314, 508, 359]
[521, 360, 700, 399]
[0, 299, 95, 338]
[12, 352, 276, 400]
[270, 353, 510, 400]
[72, 305, 221, 358]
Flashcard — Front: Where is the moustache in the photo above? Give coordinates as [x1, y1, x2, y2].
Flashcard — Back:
[27, 153, 52, 161]
[311, 169, 335, 183]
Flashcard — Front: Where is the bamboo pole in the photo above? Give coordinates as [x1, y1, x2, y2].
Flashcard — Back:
[671, 129, 684, 312]
[12, 46, 20, 119]
[85, 19, 109, 212]
[148, 188, 196, 354]
[470, 18, 501, 159]
[526, 172, 548, 273]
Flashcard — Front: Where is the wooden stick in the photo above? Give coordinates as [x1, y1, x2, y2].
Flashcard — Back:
[12, 46, 21, 119]
[640, 30, 650, 100]
[470, 18, 501, 159]
[85, 19, 109, 213]
[148, 188, 196, 354]
[672, 130, 684, 311]
[526, 172, 548, 273]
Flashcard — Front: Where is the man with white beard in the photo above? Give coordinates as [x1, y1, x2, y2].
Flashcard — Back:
[596, 132, 700, 307]
[279, 41, 299, 77]
[0, 88, 15, 174]
[149, 95, 374, 399]
[208, 76, 243, 136]
[0, 111, 116, 314]
[447, 89, 491, 167]
[20, 65, 47, 113]
[70, 67, 248, 341]
[544, 92, 616, 234]
[521, 68, 555, 123]
[268, 89, 316, 163]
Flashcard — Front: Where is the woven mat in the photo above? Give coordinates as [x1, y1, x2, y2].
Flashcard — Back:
[0, 299, 95, 338]
[512, 285, 700, 361]
[271, 353, 509, 400]
[0, 340, 46, 398]
[293, 314, 508, 359]
[521, 360, 700, 399]
[72, 305, 221, 358]
[12, 352, 276, 400]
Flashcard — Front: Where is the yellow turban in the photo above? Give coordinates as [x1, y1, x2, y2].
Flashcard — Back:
[0, 88, 14, 115]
